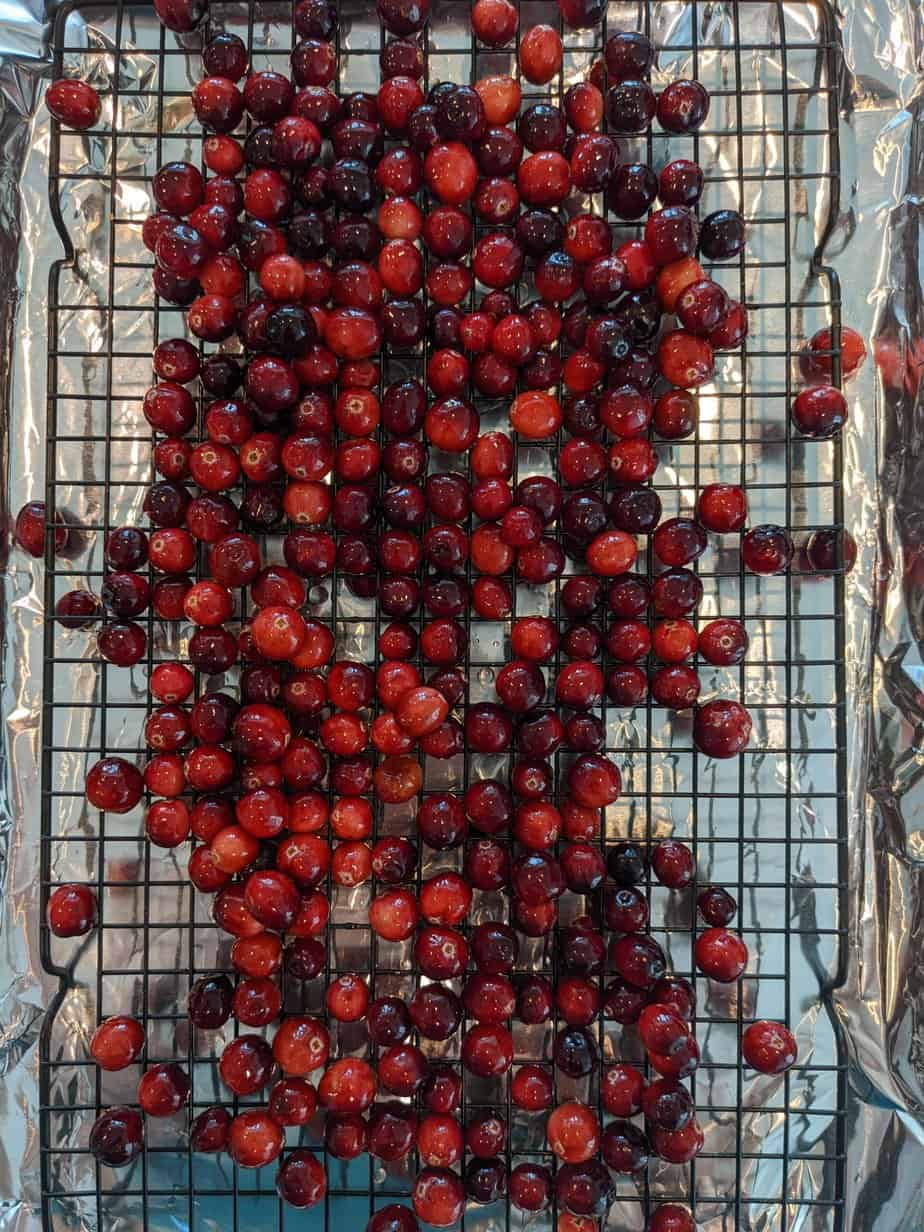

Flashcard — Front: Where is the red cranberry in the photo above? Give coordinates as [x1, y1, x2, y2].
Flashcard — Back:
[649, 1118, 704, 1164]
[519, 24, 563, 84]
[276, 1150, 327, 1209]
[138, 1062, 190, 1116]
[91, 1016, 145, 1070]
[651, 838, 695, 888]
[742, 523, 793, 574]
[695, 926, 749, 982]
[228, 1109, 284, 1169]
[47, 78, 102, 128]
[640, 1080, 694, 1133]
[412, 1168, 465, 1228]
[742, 1019, 798, 1073]
[658, 79, 710, 132]
[89, 1106, 144, 1167]
[791, 384, 848, 437]
[86, 757, 143, 813]
[602, 1064, 644, 1116]
[650, 1206, 696, 1232]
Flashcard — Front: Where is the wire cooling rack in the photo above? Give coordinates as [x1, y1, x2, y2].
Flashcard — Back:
[39, 1, 848, 1230]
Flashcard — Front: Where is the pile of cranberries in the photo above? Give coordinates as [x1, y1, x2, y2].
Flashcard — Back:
[31, 0, 865, 1224]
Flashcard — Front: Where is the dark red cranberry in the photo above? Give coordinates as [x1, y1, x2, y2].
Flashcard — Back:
[791, 384, 847, 438]
[89, 1106, 144, 1167]
[554, 1160, 614, 1217]
[604, 31, 654, 81]
[699, 208, 746, 260]
[47, 78, 102, 128]
[658, 79, 710, 133]
[55, 589, 101, 629]
[698, 885, 738, 926]
[605, 76, 657, 135]
[601, 1120, 650, 1173]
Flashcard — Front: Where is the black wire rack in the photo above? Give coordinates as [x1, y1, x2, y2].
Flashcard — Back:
[40, 1, 849, 1230]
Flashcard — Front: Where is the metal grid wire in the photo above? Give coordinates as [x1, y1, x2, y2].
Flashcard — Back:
[39, 1, 848, 1230]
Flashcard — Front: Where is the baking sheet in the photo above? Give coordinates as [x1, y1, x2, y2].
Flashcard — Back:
[0, 0, 920, 1229]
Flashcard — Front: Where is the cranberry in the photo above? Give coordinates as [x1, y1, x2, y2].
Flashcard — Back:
[694, 698, 752, 758]
[89, 1106, 144, 1167]
[568, 752, 621, 807]
[546, 1100, 600, 1165]
[699, 208, 747, 260]
[47, 78, 102, 129]
[190, 1106, 231, 1153]
[555, 1160, 614, 1217]
[276, 1150, 327, 1210]
[742, 1019, 797, 1073]
[90, 1016, 145, 1071]
[511, 1066, 552, 1110]
[369, 1207, 420, 1232]
[650, 1118, 704, 1164]
[602, 1064, 644, 1116]
[791, 384, 847, 437]
[650, 1206, 696, 1232]
[612, 933, 667, 990]
[138, 1062, 190, 1116]
[412, 1167, 465, 1228]
[742, 523, 793, 574]
[607, 80, 656, 133]
[86, 757, 143, 813]
[695, 925, 749, 982]
[601, 1120, 650, 1173]
[227, 1109, 284, 1169]
[697, 884, 738, 927]
[658, 79, 710, 132]
[519, 24, 563, 83]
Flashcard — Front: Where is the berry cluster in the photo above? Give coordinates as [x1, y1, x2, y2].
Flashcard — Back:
[31, 0, 864, 1225]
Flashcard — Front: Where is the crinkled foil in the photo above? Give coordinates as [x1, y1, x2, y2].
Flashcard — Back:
[0, 0, 921, 1229]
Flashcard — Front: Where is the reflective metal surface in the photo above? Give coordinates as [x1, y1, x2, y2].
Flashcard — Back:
[0, 0, 918, 1229]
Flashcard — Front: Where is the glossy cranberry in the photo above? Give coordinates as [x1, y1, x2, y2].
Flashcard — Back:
[89, 1106, 144, 1167]
[517, 23, 561, 83]
[741, 523, 793, 575]
[276, 1150, 327, 1210]
[556, 976, 601, 1027]
[694, 884, 737, 929]
[603, 30, 653, 80]
[791, 384, 848, 438]
[47, 77, 102, 128]
[658, 159, 704, 207]
[472, 0, 517, 45]
[695, 925, 749, 982]
[650, 1118, 705, 1164]
[550, 1025, 595, 1077]
[187, 974, 234, 1030]
[651, 665, 701, 709]
[657, 78, 710, 133]
[566, 752, 621, 809]
[611, 933, 667, 990]
[90, 1016, 145, 1071]
[694, 483, 746, 534]
[607, 80, 656, 133]
[153, 161, 204, 217]
[601, 885, 648, 932]
[650, 1206, 696, 1232]
[599, 1064, 643, 1118]
[554, 1160, 614, 1217]
[600, 978, 645, 1026]
[804, 526, 856, 573]
[381, 38, 424, 79]
[601, 1120, 650, 1173]
[85, 756, 144, 813]
[698, 207, 746, 260]
[138, 1062, 190, 1116]
[368, 1207, 421, 1232]
[739, 1018, 799, 1074]
[190, 1105, 232, 1153]
[412, 1168, 465, 1228]
[228, 1109, 284, 1169]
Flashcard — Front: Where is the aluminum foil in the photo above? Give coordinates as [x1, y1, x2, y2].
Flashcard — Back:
[1, 0, 922, 1230]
